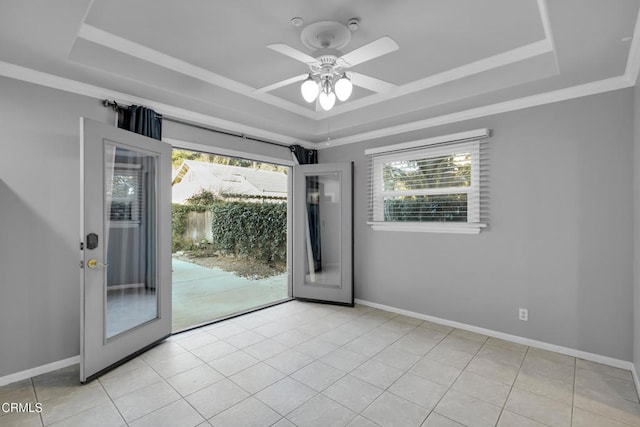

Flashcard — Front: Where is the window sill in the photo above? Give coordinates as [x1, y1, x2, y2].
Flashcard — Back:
[367, 221, 486, 234]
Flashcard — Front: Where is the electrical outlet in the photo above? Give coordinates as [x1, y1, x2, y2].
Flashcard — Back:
[519, 308, 528, 321]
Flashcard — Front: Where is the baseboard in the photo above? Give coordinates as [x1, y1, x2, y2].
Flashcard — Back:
[632, 363, 640, 400]
[0, 355, 80, 387]
[355, 298, 634, 372]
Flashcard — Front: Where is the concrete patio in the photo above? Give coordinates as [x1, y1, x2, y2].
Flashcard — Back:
[172, 258, 288, 331]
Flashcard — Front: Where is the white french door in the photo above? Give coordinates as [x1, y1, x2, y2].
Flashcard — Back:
[292, 162, 353, 305]
[80, 118, 172, 382]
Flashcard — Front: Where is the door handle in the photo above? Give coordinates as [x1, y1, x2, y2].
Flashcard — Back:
[87, 259, 109, 269]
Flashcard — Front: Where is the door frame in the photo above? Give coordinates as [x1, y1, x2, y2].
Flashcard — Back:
[167, 140, 295, 327]
[292, 162, 354, 306]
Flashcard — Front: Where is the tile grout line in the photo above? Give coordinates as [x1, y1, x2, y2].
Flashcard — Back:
[273, 308, 401, 424]
[429, 331, 491, 426]
[161, 350, 216, 427]
[209, 304, 368, 425]
[123, 350, 210, 425]
[22, 301, 640, 427]
[97, 377, 130, 426]
[571, 355, 577, 426]
[30, 377, 45, 427]
[289, 310, 409, 426]
[351, 322, 464, 426]
[410, 325, 465, 425]
[493, 344, 530, 427]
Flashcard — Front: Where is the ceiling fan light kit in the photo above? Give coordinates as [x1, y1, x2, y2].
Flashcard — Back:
[300, 72, 353, 110]
[265, 18, 399, 111]
[334, 73, 353, 101]
[301, 74, 319, 102]
[318, 89, 336, 110]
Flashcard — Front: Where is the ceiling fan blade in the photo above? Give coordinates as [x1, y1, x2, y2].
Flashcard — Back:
[340, 36, 399, 67]
[254, 74, 308, 94]
[267, 43, 317, 64]
[350, 72, 397, 93]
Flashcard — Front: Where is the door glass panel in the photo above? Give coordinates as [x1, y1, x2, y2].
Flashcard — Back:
[304, 172, 341, 287]
[104, 144, 158, 339]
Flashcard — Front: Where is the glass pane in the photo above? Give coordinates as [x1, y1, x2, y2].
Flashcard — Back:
[304, 172, 341, 287]
[382, 152, 471, 191]
[105, 144, 158, 339]
[384, 194, 468, 222]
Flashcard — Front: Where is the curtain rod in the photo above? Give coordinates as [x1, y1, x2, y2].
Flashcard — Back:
[102, 99, 294, 150]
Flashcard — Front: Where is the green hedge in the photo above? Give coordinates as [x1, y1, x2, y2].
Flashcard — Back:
[210, 201, 287, 263]
[384, 194, 468, 222]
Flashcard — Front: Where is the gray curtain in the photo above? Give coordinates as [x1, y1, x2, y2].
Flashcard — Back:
[291, 145, 322, 272]
[116, 105, 162, 289]
[290, 145, 317, 165]
[118, 105, 163, 140]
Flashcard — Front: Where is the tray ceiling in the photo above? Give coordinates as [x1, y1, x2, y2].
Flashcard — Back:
[0, 0, 638, 146]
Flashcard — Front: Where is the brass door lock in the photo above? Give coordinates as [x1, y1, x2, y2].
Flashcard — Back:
[87, 259, 108, 269]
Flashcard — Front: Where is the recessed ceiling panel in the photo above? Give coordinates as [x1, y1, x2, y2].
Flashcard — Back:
[84, 0, 544, 88]
[67, 37, 318, 138]
[0, 0, 638, 146]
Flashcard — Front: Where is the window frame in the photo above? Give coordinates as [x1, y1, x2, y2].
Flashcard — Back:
[366, 129, 488, 234]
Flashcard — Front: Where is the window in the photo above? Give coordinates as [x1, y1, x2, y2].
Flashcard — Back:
[367, 129, 488, 234]
[108, 165, 143, 223]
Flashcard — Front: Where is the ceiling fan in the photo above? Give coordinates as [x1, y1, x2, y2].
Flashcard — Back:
[256, 19, 399, 111]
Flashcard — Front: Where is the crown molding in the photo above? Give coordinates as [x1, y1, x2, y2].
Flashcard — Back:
[78, 0, 555, 122]
[316, 1, 640, 149]
[0, 59, 633, 152]
[318, 76, 633, 148]
[319, 38, 554, 119]
[536, 0, 558, 67]
[0, 59, 634, 152]
[0, 60, 315, 148]
[318, 0, 555, 119]
[626, 8, 640, 85]
[2, 0, 639, 153]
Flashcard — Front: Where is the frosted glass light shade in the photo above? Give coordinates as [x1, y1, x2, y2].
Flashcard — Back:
[318, 91, 336, 111]
[334, 75, 353, 101]
[301, 77, 319, 103]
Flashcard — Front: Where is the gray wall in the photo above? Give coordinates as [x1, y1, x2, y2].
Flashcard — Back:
[0, 75, 294, 378]
[0, 72, 635, 377]
[0, 76, 111, 377]
[163, 120, 294, 164]
[320, 89, 634, 361]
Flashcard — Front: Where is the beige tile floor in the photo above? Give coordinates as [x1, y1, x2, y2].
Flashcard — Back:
[1, 301, 639, 427]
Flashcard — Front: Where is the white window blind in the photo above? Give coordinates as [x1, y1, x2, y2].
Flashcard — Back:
[108, 164, 143, 224]
[366, 129, 489, 234]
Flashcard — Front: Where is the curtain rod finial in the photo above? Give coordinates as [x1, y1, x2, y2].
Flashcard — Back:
[102, 99, 119, 111]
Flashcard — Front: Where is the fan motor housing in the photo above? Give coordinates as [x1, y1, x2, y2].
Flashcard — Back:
[309, 54, 345, 77]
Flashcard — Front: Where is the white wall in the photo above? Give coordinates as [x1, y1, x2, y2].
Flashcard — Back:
[320, 89, 635, 361]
